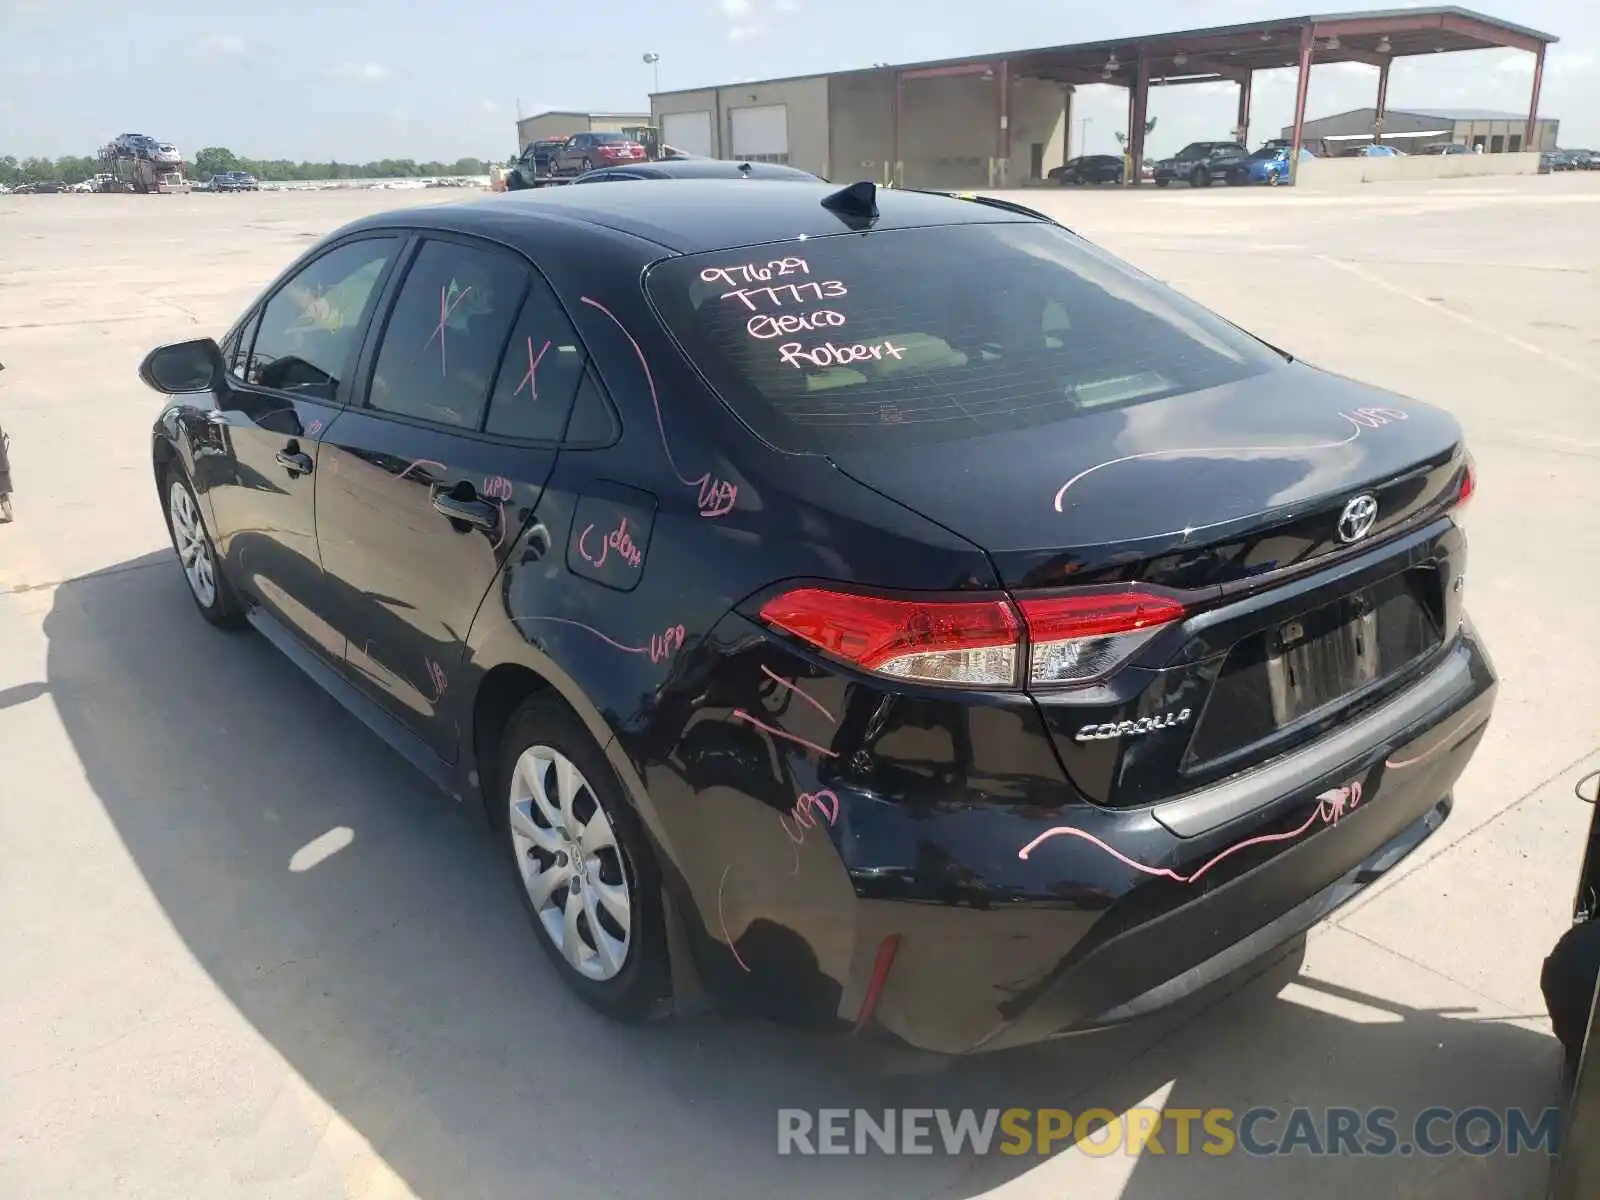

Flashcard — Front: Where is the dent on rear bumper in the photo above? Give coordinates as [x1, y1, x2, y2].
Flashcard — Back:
[646, 616, 1493, 1055]
[865, 626, 1495, 1054]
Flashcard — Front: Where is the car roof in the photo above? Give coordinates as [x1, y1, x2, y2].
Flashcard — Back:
[366, 179, 1041, 254]
[580, 159, 820, 183]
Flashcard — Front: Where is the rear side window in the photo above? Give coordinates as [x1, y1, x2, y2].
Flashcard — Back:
[367, 239, 529, 430]
[483, 277, 589, 441]
[646, 221, 1281, 453]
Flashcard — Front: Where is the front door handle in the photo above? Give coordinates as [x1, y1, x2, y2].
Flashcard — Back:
[276, 449, 313, 475]
[431, 492, 497, 530]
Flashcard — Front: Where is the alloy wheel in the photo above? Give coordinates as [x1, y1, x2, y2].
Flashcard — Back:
[168, 479, 217, 608]
[508, 744, 632, 981]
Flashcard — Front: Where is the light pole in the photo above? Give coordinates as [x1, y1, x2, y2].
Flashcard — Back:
[642, 52, 660, 95]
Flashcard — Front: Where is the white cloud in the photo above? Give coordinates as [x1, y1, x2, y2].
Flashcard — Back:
[713, 0, 797, 43]
[479, 97, 498, 114]
[197, 33, 245, 56]
[328, 62, 389, 82]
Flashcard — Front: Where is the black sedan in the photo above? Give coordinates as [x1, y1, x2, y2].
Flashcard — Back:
[1047, 155, 1125, 185]
[139, 179, 1495, 1054]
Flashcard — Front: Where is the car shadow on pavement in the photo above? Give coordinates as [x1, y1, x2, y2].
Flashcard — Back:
[44, 551, 1565, 1200]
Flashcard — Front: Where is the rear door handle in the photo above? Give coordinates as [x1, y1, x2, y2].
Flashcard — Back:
[431, 492, 497, 530]
[276, 449, 313, 475]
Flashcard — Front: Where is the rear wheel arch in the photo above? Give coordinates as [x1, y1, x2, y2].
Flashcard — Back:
[469, 656, 699, 1013]
[471, 661, 558, 828]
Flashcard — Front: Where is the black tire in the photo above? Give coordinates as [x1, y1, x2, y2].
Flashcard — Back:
[160, 461, 246, 629]
[581, 157, 594, 174]
[1190, 167, 1211, 188]
[493, 692, 670, 1020]
[1155, 177, 1170, 188]
[1071, 175, 1085, 186]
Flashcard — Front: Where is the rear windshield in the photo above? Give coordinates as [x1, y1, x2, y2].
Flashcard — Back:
[645, 221, 1281, 453]
[591, 132, 630, 144]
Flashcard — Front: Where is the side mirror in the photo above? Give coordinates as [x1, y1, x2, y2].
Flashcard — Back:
[138, 338, 225, 395]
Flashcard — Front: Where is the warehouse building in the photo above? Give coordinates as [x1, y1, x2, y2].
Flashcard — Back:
[515, 110, 652, 152]
[649, 6, 1555, 188]
[1285, 106, 1559, 154]
[651, 69, 1067, 189]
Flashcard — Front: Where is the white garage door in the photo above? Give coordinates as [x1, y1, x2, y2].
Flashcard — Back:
[660, 110, 713, 159]
[730, 104, 789, 164]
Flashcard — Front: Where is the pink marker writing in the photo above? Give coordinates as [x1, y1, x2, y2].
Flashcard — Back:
[425, 284, 474, 375]
[696, 476, 738, 519]
[579, 517, 642, 571]
[481, 475, 514, 502]
[747, 310, 848, 341]
[700, 257, 811, 288]
[650, 624, 686, 664]
[514, 337, 550, 401]
[1017, 782, 1363, 884]
[425, 658, 448, 702]
[779, 339, 906, 370]
[719, 280, 847, 313]
[1340, 406, 1408, 429]
[779, 789, 840, 847]
[580, 295, 742, 521]
[305, 419, 324, 438]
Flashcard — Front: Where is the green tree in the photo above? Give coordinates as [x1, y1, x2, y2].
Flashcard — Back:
[193, 146, 243, 177]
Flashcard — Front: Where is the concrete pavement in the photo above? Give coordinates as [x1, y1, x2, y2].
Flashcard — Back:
[1, 175, 1597, 1199]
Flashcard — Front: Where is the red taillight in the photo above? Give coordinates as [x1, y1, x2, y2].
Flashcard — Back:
[757, 585, 1185, 688]
[1454, 456, 1475, 510]
[758, 588, 1020, 686]
[1018, 590, 1186, 686]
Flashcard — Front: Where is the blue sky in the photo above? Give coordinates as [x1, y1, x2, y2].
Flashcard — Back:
[1, 0, 1593, 161]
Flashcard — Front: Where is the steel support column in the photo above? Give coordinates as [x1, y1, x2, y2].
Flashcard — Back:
[1374, 57, 1391, 146]
[1289, 25, 1315, 183]
[1124, 81, 1136, 184]
[1130, 48, 1150, 185]
[1236, 70, 1253, 144]
[1526, 44, 1546, 152]
[890, 70, 901, 186]
[1063, 86, 1074, 164]
[997, 59, 1011, 188]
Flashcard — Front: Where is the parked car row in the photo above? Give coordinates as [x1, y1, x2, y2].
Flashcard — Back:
[1542, 148, 1597, 172]
[195, 171, 262, 192]
[506, 132, 660, 189]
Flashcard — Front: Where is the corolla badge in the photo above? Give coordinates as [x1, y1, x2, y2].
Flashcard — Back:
[1075, 707, 1193, 742]
[1336, 493, 1379, 544]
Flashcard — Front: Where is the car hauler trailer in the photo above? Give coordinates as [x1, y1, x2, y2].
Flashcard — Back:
[97, 147, 186, 193]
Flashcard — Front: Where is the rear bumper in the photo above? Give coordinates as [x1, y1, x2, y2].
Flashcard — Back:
[856, 624, 1495, 1054]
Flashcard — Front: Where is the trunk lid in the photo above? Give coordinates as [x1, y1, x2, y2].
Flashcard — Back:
[828, 364, 1470, 809]
[825, 363, 1464, 592]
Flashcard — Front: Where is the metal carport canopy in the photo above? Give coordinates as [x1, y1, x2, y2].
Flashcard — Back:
[881, 7, 1557, 186]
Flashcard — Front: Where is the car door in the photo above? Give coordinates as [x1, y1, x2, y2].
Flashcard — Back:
[206, 233, 404, 661]
[562, 135, 587, 174]
[314, 233, 595, 760]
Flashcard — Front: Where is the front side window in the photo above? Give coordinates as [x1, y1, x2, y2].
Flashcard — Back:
[247, 237, 398, 399]
[366, 239, 529, 430]
[647, 221, 1282, 454]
